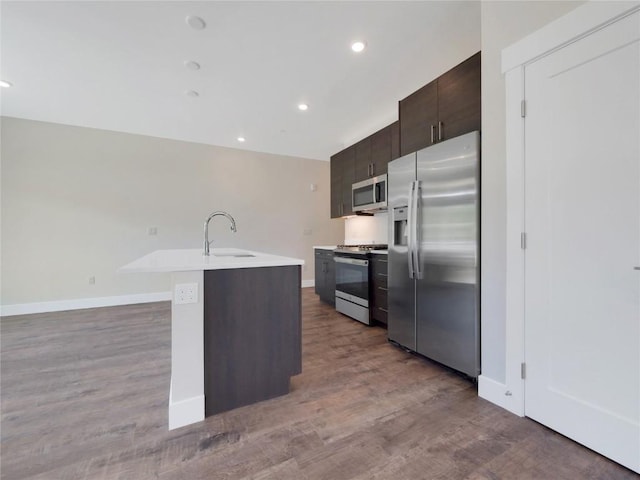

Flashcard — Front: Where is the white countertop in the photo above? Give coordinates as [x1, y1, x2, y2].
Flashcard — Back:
[371, 250, 388, 254]
[120, 248, 304, 273]
[313, 245, 337, 250]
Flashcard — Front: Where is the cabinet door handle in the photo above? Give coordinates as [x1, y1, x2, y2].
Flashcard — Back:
[378, 286, 388, 291]
[438, 121, 443, 141]
[371, 163, 375, 176]
[368, 164, 372, 176]
[377, 273, 388, 277]
[430, 125, 435, 144]
[379, 307, 388, 313]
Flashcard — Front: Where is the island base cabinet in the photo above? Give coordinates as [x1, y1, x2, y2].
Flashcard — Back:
[203, 265, 302, 416]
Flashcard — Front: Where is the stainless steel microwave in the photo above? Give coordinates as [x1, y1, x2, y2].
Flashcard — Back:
[352, 174, 387, 212]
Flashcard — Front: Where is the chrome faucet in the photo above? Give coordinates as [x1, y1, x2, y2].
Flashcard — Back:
[203, 211, 237, 256]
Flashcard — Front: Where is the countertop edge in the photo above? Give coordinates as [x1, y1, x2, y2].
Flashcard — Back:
[120, 249, 304, 274]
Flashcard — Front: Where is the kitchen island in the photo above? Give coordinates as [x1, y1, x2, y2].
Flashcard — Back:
[120, 248, 304, 430]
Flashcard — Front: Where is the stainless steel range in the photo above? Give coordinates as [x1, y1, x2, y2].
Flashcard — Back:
[334, 244, 387, 325]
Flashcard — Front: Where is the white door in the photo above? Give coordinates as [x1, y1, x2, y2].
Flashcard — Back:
[524, 10, 640, 473]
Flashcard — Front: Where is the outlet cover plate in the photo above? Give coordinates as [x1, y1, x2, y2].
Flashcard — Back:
[174, 283, 198, 304]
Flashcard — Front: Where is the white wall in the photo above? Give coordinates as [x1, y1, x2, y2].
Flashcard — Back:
[0, 117, 344, 307]
[480, 0, 583, 383]
[344, 213, 388, 245]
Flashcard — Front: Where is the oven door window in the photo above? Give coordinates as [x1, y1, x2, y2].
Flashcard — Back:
[353, 184, 374, 208]
[335, 258, 369, 299]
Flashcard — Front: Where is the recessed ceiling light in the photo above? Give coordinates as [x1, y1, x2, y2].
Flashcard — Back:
[237, 137, 246, 143]
[0, 80, 13, 88]
[184, 61, 201, 71]
[185, 90, 199, 97]
[351, 41, 366, 53]
[298, 103, 309, 111]
[186, 15, 206, 30]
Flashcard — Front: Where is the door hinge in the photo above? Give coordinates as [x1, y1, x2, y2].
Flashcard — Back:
[521, 362, 526, 380]
[520, 232, 527, 250]
[521, 99, 527, 118]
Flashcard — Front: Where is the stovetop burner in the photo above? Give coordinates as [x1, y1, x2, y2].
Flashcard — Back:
[335, 244, 388, 254]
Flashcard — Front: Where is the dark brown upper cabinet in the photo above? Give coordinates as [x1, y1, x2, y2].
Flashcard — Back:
[390, 121, 401, 163]
[330, 153, 342, 218]
[399, 52, 481, 156]
[437, 52, 482, 141]
[329, 52, 480, 219]
[354, 137, 372, 182]
[331, 121, 399, 218]
[353, 121, 401, 184]
[399, 80, 438, 156]
[369, 128, 388, 177]
[330, 145, 355, 218]
[370, 122, 399, 178]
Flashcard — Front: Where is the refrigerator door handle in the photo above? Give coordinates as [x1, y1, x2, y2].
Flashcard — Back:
[413, 180, 422, 279]
[407, 184, 415, 279]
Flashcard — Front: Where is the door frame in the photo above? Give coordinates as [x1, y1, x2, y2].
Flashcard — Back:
[496, 0, 640, 417]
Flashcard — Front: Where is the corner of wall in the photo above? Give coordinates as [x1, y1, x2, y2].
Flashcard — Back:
[478, 375, 524, 416]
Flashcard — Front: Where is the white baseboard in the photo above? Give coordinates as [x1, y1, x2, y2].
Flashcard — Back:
[168, 394, 205, 430]
[478, 374, 523, 417]
[2, 278, 315, 317]
[0, 291, 172, 317]
[1, 279, 316, 316]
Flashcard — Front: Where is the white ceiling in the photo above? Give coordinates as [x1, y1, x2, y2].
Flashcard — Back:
[0, 1, 481, 161]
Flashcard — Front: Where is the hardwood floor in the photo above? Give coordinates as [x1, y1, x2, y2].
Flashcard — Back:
[1, 288, 636, 479]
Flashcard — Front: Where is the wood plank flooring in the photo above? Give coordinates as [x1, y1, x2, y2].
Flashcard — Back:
[1, 288, 636, 479]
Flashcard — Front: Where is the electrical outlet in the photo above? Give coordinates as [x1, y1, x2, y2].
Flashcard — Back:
[88, 276, 96, 285]
[148, 227, 158, 236]
[174, 283, 198, 304]
[303, 228, 312, 236]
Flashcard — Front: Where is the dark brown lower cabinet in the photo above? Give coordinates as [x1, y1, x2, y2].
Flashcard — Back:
[203, 265, 302, 416]
[315, 249, 336, 305]
[370, 255, 388, 326]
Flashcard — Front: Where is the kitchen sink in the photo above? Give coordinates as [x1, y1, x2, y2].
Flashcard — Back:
[213, 253, 256, 258]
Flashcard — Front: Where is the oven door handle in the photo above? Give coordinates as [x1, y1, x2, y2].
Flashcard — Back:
[334, 257, 369, 266]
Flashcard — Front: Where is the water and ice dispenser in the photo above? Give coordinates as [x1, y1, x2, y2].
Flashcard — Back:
[393, 206, 408, 247]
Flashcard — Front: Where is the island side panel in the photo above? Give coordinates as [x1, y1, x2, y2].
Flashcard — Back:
[203, 265, 302, 416]
[169, 270, 205, 430]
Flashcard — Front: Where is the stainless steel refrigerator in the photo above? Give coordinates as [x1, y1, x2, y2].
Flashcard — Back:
[387, 131, 480, 378]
